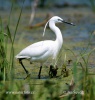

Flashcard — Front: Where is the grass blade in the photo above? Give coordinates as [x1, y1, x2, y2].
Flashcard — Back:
[12, 0, 25, 44]
[6, 25, 13, 43]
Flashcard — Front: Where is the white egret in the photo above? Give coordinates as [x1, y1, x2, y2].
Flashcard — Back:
[15, 16, 75, 79]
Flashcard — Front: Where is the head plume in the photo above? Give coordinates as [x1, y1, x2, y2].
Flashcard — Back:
[43, 19, 50, 37]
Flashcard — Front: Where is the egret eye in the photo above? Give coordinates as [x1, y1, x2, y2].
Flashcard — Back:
[58, 19, 61, 21]
[58, 19, 62, 22]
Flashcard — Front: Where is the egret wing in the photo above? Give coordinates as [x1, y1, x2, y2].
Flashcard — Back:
[16, 41, 49, 59]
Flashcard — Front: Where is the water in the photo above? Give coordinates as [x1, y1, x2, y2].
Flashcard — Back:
[0, 0, 93, 10]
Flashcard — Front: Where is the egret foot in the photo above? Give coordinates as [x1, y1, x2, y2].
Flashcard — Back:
[49, 65, 58, 78]
[38, 75, 41, 79]
[24, 73, 31, 79]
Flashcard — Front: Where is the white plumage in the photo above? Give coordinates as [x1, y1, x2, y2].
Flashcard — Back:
[16, 40, 58, 62]
[15, 16, 74, 79]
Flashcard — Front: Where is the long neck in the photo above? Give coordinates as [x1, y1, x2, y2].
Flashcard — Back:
[49, 21, 63, 47]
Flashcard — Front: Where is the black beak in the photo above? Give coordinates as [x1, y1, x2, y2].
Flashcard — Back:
[62, 20, 75, 26]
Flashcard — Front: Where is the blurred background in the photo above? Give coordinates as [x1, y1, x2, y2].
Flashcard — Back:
[0, 0, 95, 100]
[0, 0, 95, 10]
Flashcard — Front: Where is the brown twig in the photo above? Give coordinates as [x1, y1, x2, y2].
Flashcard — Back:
[28, 13, 53, 29]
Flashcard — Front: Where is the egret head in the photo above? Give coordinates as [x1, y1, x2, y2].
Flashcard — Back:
[49, 16, 63, 23]
[50, 16, 75, 26]
[43, 16, 75, 36]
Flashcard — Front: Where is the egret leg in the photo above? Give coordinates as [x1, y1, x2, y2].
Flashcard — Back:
[38, 66, 42, 79]
[19, 59, 30, 78]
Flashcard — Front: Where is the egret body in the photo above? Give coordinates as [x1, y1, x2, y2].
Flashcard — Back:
[15, 16, 74, 79]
